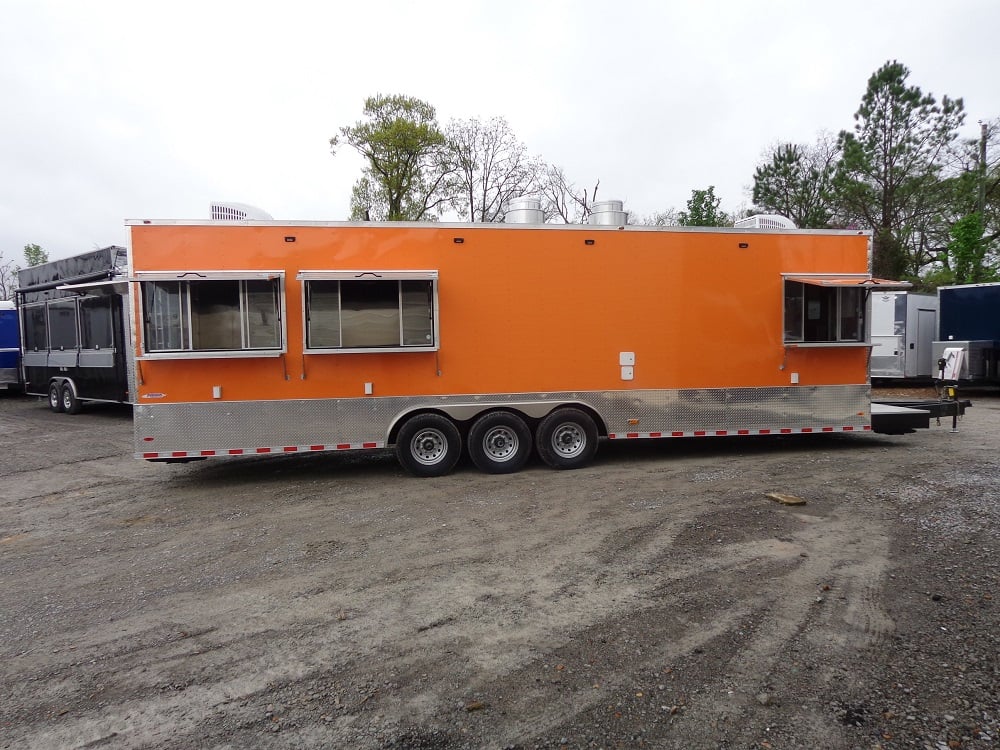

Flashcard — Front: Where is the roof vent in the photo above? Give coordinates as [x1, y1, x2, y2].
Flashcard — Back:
[504, 196, 544, 224]
[210, 202, 273, 221]
[734, 214, 796, 229]
[587, 199, 627, 226]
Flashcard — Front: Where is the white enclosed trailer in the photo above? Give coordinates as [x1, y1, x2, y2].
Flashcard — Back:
[870, 291, 938, 379]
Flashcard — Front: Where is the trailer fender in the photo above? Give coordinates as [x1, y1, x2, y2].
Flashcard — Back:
[386, 400, 607, 444]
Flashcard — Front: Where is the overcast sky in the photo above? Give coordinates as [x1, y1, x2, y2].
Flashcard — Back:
[2, 0, 998, 261]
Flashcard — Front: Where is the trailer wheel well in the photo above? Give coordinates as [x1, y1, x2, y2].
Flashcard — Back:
[386, 403, 608, 446]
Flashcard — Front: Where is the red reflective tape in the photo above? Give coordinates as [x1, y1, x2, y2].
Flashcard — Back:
[142, 437, 154, 442]
[142, 452, 158, 459]
[801, 428, 813, 433]
[362, 442, 378, 449]
[171, 451, 187, 457]
[626, 432, 639, 439]
[759, 429, 771, 434]
[737, 429, 750, 435]
[694, 430, 706, 436]
[671, 431, 684, 437]
[715, 430, 727, 436]
[309, 445, 325, 451]
[283, 446, 297, 452]
[780, 428, 793, 434]
[256, 447, 272, 453]
[336, 443, 352, 450]
[200, 450, 217, 456]
[842, 426, 854, 432]
[228, 449, 244, 455]
[649, 432, 662, 438]
[862, 425, 872, 431]
[821, 427, 834, 432]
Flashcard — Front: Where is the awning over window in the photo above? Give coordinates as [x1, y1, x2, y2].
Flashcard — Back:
[132, 270, 283, 282]
[56, 279, 128, 296]
[296, 270, 438, 281]
[783, 274, 912, 290]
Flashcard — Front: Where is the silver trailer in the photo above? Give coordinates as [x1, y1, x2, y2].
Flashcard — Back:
[870, 291, 938, 379]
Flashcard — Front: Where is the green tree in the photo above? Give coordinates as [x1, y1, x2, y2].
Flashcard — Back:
[752, 137, 837, 228]
[677, 186, 731, 227]
[331, 94, 451, 221]
[832, 60, 965, 278]
[24, 243, 48, 267]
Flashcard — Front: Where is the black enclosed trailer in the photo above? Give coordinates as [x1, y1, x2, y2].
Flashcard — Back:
[15, 246, 133, 413]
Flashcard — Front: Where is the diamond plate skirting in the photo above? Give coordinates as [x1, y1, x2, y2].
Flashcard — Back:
[134, 384, 871, 457]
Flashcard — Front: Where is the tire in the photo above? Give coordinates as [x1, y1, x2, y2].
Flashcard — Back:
[467, 411, 533, 474]
[61, 382, 82, 414]
[536, 407, 599, 470]
[395, 413, 462, 478]
[48, 380, 64, 413]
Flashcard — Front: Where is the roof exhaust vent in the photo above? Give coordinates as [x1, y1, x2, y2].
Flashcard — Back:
[504, 196, 544, 224]
[210, 202, 273, 221]
[587, 200, 627, 226]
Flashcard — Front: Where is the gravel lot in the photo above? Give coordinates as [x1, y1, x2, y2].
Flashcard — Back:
[0, 389, 997, 750]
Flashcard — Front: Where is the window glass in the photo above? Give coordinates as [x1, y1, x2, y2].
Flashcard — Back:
[191, 280, 241, 350]
[80, 296, 114, 349]
[23, 304, 48, 351]
[304, 278, 437, 350]
[48, 299, 79, 350]
[783, 283, 804, 342]
[839, 288, 863, 341]
[244, 280, 280, 348]
[143, 281, 188, 351]
[306, 281, 341, 348]
[341, 280, 399, 348]
[401, 281, 434, 346]
[142, 278, 281, 353]
[784, 280, 865, 344]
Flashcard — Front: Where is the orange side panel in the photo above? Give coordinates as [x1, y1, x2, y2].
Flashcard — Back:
[129, 224, 871, 404]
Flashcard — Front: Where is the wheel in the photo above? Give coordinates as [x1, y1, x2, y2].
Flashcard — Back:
[395, 413, 462, 477]
[48, 381, 64, 413]
[61, 382, 82, 414]
[536, 407, 599, 470]
[467, 411, 533, 474]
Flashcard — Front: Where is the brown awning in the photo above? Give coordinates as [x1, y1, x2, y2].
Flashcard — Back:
[784, 275, 912, 290]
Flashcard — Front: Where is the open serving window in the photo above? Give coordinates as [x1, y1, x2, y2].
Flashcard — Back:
[297, 270, 439, 354]
[783, 274, 911, 346]
[136, 271, 285, 358]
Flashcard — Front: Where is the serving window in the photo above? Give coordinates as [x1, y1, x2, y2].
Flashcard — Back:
[138, 272, 283, 357]
[299, 270, 438, 353]
[783, 276, 866, 344]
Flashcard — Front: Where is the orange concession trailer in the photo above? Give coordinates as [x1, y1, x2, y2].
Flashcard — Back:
[126, 219, 900, 475]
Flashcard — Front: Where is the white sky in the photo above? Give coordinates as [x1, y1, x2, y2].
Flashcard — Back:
[2, 0, 998, 261]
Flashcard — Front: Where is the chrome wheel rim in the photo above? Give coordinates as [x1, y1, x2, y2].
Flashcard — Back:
[550, 422, 585, 459]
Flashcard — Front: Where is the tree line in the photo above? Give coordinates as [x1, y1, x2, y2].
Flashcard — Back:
[0, 244, 48, 300]
[332, 61, 998, 288]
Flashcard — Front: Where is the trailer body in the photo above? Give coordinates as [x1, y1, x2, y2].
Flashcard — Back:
[127, 220, 906, 474]
[0, 300, 20, 390]
[932, 282, 1000, 383]
[16, 247, 133, 412]
[870, 291, 938, 379]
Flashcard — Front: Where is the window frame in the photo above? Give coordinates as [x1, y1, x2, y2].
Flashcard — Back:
[136, 270, 286, 359]
[782, 274, 870, 347]
[297, 270, 439, 354]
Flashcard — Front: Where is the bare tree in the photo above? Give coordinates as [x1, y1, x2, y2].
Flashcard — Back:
[0, 253, 17, 300]
[537, 165, 600, 223]
[445, 117, 540, 222]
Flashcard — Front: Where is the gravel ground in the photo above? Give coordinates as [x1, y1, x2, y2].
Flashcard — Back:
[0, 388, 997, 750]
